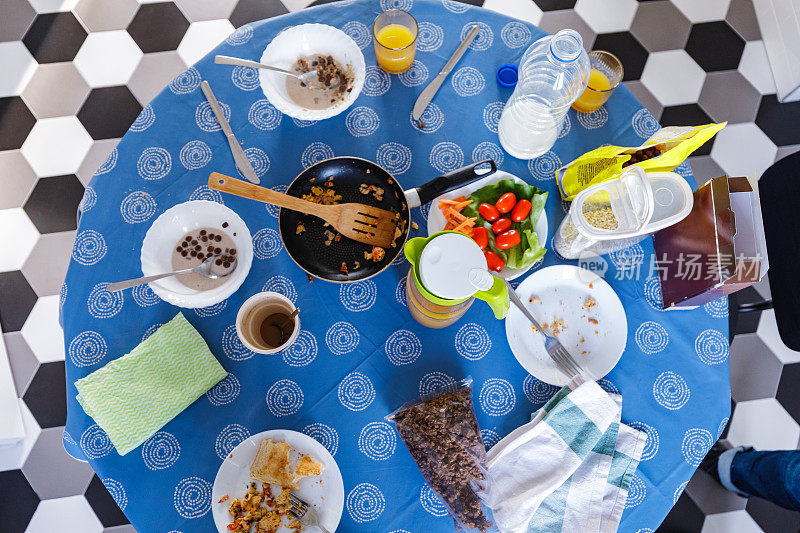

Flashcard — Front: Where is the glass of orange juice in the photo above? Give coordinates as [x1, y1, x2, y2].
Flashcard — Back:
[373, 9, 417, 74]
[572, 51, 623, 113]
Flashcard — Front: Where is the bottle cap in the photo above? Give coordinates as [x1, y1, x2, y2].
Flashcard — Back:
[496, 63, 518, 88]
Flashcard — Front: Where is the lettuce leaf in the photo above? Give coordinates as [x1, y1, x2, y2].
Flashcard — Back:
[462, 179, 548, 269]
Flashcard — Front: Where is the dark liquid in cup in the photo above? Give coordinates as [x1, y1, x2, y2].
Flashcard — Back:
[258, 313, 295, 348]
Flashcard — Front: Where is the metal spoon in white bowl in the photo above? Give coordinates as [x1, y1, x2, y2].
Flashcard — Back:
[106, 254, 238, 292]
[214, 55, 338, 89]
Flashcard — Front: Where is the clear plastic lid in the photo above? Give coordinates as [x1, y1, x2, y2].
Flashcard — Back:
[419, 233, 487, 300]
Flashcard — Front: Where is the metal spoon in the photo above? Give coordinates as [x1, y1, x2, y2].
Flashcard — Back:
[214, 55, 339, 89]
[106, 254, 237, 292]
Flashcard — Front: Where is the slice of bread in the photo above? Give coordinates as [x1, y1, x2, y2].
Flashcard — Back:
[249, 438, 296, 488]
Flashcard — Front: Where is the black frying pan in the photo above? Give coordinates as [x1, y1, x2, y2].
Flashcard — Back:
[279, 157, 496, 282]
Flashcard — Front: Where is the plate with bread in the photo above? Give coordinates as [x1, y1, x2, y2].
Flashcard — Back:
[211, 429, 344, 533]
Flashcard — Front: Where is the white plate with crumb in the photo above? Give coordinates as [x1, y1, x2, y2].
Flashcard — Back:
[505, 265, 627, 386]
[211, 429, 344, 533]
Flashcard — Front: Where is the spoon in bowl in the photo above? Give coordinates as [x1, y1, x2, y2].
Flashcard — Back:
[106, 254, 238, 292]
[214, 55, 339, 90]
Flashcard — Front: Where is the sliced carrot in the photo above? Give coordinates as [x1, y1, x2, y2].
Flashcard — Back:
[453, 217, 477, 233]
[444, 208, 468, 222]
[451, 200, 473, 210]
[438, 198, 461, 207]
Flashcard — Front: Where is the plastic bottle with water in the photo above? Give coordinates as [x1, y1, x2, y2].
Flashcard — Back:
[498, 29, 590, 160]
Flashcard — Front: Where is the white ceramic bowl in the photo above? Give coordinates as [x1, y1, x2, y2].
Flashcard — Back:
[140, 200, 253, 308]
[259, 23, 366, 120]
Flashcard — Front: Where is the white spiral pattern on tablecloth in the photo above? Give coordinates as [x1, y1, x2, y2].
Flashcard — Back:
[483, 101, 504, 133]
[339, 280, 377, 312]
[59, 283, 67, 309]
[68, 331, 107, 367]
[481, 428, 501, 450]
[625, 474, 646, 508]
[718, 417, 729, 438]
[206, 373, 240, 406]
[419, 371, 455, 396]
[179, 140, 212, 170]
[451, 66, 485, 96]
[598, 379, 620, 395]
[635, 321, 669, 354]
[261, 275, 297, 303]
[302, 423, 339, 456]
[429, 141, 464, 173]
[120, 191, 156, 224]
[142, 431, 180, 470]
[168, 67, 201, 94]
[222, 324, 254, 361]
[225, 24, 253, 45]
[454, 323, 491, 360]
[174, 477, 211, 519]
[195, 100, 231, 132]
[248, 99, 282, 130]
[628, 421, 659, 461]
[142, 323, 163, 342]
[577, 107, 609, 129]
[674, 161, 692, 178]
[653, 371, 690, 410]
[72, 229, 107, 265]
[358, 421, 396, 460]
[292, 117, 318, 128]
[377, 142, 412, 174]
[417, 22, 444, 52]
[252, 227, 283, 260]
[87, 282, 123, 319]
[673, 481, 688, 504]
[380, 0, 412, 9]
[194, 300, 227, 317]
[241, 147, 269, 178]
[231, 65, 259, 91]
[472, 141, 504, 167]
[103, 478, 127, 511]
[131, 283, 159, 307]
[480, 378, 516, 416]
[214, 423, 250, 459]
[420, 484, 448, 517]
[301, 142, 334, 169]
[461, 21, 493, 51]
[395, 277, 407, 307]
[189, 185, 224, 204]
[282, 330, 317, 367]
[346, 106, 380, 136]
[410, 103, 444, 132]
[385, 329, 422, 365]
[501, 21, 532, 48]
[130, 105, 155, 132]
[695, 329, 729, 365]
[79, 186, 96, 214]
[398, 60, 429, 87]
[338, 371, 375, 411]
[528, 150, 561, 181]
[137, 147, 171, 180]
[558, 115, 572, 138]
[682, 428, 713, 466]
[704, 298, 729, 318]
[347, 483, 385, 523]
[363, 66, 391, 97]
[442, 0, 468, 12]
[609, 243, 645, 270]
[342, 20, 371, 49]
[95, 147, 118, 175]
[326, 322, 359, 355]
[266, 379, 304, 417]
[63, 430, 76, 446]
[636, 529, 655, 533]
[632, 108, 660, 139]
[80, 424, 113, 459]
[643, 276, 664, 311]
[523, 374, 558, 406]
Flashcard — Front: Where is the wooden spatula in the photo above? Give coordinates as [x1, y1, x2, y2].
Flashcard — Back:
[209, 172, 399, 248]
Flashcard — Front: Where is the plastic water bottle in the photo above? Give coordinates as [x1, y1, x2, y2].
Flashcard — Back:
[498, 29, 590, 159]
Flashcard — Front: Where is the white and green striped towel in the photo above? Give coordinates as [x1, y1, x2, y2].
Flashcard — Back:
[478, 377, 647, 533]
[75, 313, 227, 455]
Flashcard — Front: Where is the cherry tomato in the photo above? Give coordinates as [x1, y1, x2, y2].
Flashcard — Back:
[491, 217, 512, 234]
[511, 199, 532, 222]
[484, 250, 505, 272]
[472, 226, 489, 250]
[478, 203, 500, 222]
[495, 192, 517, 214]
[495, 229, 521, 249]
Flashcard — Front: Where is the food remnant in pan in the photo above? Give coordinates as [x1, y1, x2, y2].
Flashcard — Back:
[340, 262, 348, 274]
[302, 186, 341, 205]
[588, 317, 599, 325]
[285, 54, 354, 110]
[324, 230, 337, 246]
[364, 246, 385, 262]
[359, 183, 384, 201]
[171, 227, 237, 291]
[296, 222, 306, 234]
[583, 296, 596, 310]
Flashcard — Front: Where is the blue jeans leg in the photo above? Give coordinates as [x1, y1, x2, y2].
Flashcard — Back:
[729, 448, 800, 511]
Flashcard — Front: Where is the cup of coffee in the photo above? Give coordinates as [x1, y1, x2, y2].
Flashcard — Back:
[236, 292, 300, 354]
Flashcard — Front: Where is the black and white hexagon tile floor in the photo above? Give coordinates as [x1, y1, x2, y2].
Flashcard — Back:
[1, 0, 798, 532]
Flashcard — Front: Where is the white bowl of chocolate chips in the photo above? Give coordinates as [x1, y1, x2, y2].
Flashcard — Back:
[140, 200, 253, 308]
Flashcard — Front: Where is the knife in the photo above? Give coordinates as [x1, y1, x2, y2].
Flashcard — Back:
[412, 24, 481, 121]
[200, 80, 260, 185]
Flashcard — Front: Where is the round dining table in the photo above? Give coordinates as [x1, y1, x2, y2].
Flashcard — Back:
[60, 0, 731, 531]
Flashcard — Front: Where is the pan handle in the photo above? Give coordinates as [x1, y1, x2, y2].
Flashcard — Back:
[407, 159, 497, 208]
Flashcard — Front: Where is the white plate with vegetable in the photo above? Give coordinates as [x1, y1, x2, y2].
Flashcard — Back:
[427, 170, 548, 280]
[505, 265, 627, 386]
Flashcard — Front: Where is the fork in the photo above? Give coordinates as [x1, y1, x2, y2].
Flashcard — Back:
[285, 491, 330, 533]
[504, 280, 585, 380]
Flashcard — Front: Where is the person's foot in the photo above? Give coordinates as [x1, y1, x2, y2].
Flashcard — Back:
[699, 440, 733, 484]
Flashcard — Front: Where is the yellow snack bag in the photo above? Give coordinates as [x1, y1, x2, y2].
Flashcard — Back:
[555, 122, 726, 200]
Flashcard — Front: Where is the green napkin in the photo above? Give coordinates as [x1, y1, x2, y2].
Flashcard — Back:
[75, 313, 227, 455]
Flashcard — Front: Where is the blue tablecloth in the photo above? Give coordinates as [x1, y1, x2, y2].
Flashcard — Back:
[61, 1, 731, 531]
